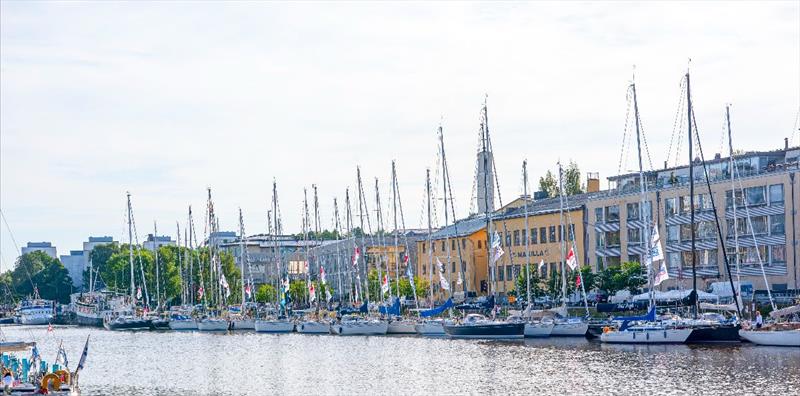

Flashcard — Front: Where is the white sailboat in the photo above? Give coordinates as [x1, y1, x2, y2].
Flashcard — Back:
[415, 168, 447, 337]
[230, 208, 256, 330]
[331, 314, 389, 335]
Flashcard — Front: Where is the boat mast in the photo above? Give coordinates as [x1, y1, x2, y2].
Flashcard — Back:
[686, 72, 698, 319]
[523, 161, 531, 306]
[439, 127, 453, 300]
[176, 221, 184, 305]
[154, 221, 161, 311]
[374, 178, 389, 303]
[313, 185, 323, 307]
[356, 168, 372, 303]
[392, 161, 401, 300]
[345, 188, 361, 303]
[426, 168, 435, 307]
[238, 208, 247, 309]
[303, 188, 311, 307]
[127, 192, 135, 304]
[557, 164, 568, 310]
[631, 81, 654, 311]
[480, 115, 495, 298]
[272, 180, 285, 316]
[333, 197, 345, 305]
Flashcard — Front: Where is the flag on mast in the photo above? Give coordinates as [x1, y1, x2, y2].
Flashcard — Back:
[308, 282, 316, 302]
[439, 272, 450, 291]
[538, 259, 546, 271]
[457, 271, 463, 286]
[491, 231, 504, 263]
[648, 225, 665, 264]
[566, 247, 578, 271]
[352, 247, 361, 268]
[76, 335, 90, 373]
[654, 261, 670, 286]
[381, 274, 389, 294]
[320, 266, 327, 285]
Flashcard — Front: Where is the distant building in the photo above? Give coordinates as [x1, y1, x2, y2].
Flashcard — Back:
[208, 231, 237, 247]
[21, 242, 57, 258]
[60, 250, 86, 288]
[218, 234, 323, 284]
[142, 234, 175, 251]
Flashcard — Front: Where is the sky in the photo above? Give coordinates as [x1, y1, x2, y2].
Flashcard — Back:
[1, 1, 798, 271]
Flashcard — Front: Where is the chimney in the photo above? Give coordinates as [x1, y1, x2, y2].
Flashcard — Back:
[785, 137, 789, 150]
[587, 172, 600, 193]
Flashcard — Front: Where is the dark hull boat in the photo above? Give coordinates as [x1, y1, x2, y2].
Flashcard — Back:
[149, 317, 170, 330]
[686, 324, 741, 343]
[104, 317, 152, 331]
[444, 322, 524, 339]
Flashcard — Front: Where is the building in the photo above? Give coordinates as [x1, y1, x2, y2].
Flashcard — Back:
[142, 234, 176, 251]
[587, 143, 800, 292]
[218, 234, 322, 284]
[21, 242, 57, 258]
[59, 236, 118, 290]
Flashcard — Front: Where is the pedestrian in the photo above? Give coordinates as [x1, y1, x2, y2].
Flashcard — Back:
[755, 310, 763, 329]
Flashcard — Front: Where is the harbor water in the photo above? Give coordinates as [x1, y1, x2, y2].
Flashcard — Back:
[2, 325, 798, 395]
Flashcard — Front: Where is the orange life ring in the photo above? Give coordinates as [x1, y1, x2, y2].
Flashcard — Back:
[40, 373, 61, 392]
[603, 326, 612, 333]
[54, 369, 70, 384]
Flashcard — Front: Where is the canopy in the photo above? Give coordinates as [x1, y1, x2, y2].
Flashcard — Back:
[379, 298, 401, 316]
[699, 302, 738, 312]
[614, 306, 656, 331]
[631, 289, 718, 303]
[770, 304, 800, 319]
[419, 298, 453, 318]
[0, 341, 36, 353]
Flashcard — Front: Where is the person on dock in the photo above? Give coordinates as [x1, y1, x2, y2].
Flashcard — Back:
[754, 311, 763, 329]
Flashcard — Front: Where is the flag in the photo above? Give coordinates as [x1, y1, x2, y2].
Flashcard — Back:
[352, 247, 361, 267]
[566, 247, 578, 271]
[576, 274, 582, 287]
[57, 344, 69, 369]
[648, 226, 665, 263]
[406, 261, 413, 278]
[654, 261, 670, 286]
[381, 275, 389, 294]
[136, 287, 142, 300]
[491, 231, 502, 249]
[320, 266, 327, 285]
[325, 288, 332, 302]
[245, 284, 252, 299]
[436, 257, 444, 273]
[439, 272, 450, 291]
[31, 344, 40, 362]
[47, 323, 53, 333]
[538, 259, 546, 271]
[220, 273, 230, 298]
[492, 245, 505, 263]
[76, 336, 89, 373]
[308, 282, 316, 302]
[197, 286, 204, 299]
[457, 271, 463, 286]
[491, 231, 504, 263]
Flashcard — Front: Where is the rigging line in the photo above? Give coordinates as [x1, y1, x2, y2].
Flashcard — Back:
[0, 209, 35, 289]
[666, 78, 687, 168]
[617, 87, 633, 180]
[636, 101, 656, 171]
[792, 106, 800, 146]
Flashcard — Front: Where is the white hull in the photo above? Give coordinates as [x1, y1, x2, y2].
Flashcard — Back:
[524, 322, 554, 338]
[19, 314, 52, 326]
[255, 320, 294, 333]
[415, 322, 446, 336]
[387, 320, 417, 334]
[600, 328, 692, 344]
[169, 319, 198, 330]
[230, 319, 256, 330]
[739, 329, 800, 347]
[197, 319, 229, 331]
[551, 321, 588, 337]
[331, 321, 388, 335]
[296, 321, 331, 334]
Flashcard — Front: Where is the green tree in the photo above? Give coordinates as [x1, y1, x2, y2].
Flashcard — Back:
[12, 252, 74, 303]
[82, 243, 120, 290]
[514, 266, 545, 303]
[256, 284, 276, 303]
[538, 170, 558, 198]
[596, 261, 646, 295]
[563, 161, 584, 196]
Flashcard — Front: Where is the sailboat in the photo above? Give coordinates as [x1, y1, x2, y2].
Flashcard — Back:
[297, 186, 332, 334]
[170, 206, 199, 330]
[197, 189, 230, 332]
[104, 192, 152, 331]
[415, 167, 448, 336]
[229, 208, 256, 330]
[255, 180, 295, 333]
[600, 78, 691, 344]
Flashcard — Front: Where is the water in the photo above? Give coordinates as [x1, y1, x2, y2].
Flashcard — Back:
[2, 325, 798, 395]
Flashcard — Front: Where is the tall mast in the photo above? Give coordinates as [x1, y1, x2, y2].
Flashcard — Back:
[356, 168, 372, 302]
[439, 127, 453, 299]
[426, 168, 435, 307]
[374, 178, 388, 303]
[188, 206, 196, 306]
[523, 160, 531, 306]
[238, 208, 247, 309]
[392, 161, 401, 298]
[631, 81, 653, 310]
[313, 185, 322, 307]
[480, 109, 495, 297]
[686, 71, 698, 319]
[724, 105, 744, 318]
[334, 198, 345, 304]
[154, 221, 161, 311]
[127, 192, 135, 303]
[272, 180, 284, 315]
[176, 221, 183, 305]
[557, 163, 568, 309]
[345, 188, 360, 302]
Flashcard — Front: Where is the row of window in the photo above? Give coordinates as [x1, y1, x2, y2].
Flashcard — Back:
[420, 261, 466, 275]
[665, 244, 786, 267]
[501, 224, 576, 246]
[595, 202, 654, 223]
[421, 238, 471, 254]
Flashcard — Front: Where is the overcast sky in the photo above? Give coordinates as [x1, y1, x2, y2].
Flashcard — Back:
[1, 1, 798, 271]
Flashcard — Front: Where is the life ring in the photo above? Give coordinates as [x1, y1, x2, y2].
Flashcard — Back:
[40, 373, 61, 392]
[54, 369, 70, 384]
[602, 326, 612, 334]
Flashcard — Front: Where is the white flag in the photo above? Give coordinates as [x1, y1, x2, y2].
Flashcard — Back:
[566, 246, 578, 271]
[381, 275, 390, 294]
[352, 247, 361, 267]
[320, 266, 327, 285]
[436, 257, 444, 273]
[649, 225, 665, 263]
[439, 272, 450, 291]
[653, 261, 670, 286]
[491, 231, 502, 249]
[308, 282, 316, 302]
[538, 259, 546, 271]
[457, 271, 463, 286]
[325, 289, 332, 302]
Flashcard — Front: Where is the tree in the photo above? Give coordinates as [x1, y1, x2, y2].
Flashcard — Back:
[12, 251, 74, 303]
[563, 161, 584, 196]
[514, 266, 545, 303]
[256, 284, 276, 303]
[539, 170, 558, 198]
[596, 261, 646, 295]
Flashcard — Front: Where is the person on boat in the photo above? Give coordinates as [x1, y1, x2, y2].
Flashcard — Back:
[754, 311, 763, 329]
[2, 370, 13, 390]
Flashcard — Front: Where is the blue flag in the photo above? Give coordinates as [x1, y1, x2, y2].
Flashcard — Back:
[76, 335, 90, 372]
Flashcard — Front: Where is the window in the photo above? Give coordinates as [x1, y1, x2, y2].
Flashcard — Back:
[513, 230, 520, 246]
[422, 264, 426, 275]
[628, 254, 641, 264]
[771, 245, 786, 263]
[627, 202, 640, 221]
[605, 206, 620, 222]
[745, 186, 766, 206]
[606, 256, 621, 267]
[595, 207, 604, 223]
[520, 229, 527, 245]
[680, 196, 692, 214]
[477, 240, 482, 249]
[541, 262, 548, 278]
[452, 262, 456, 273]
[505, 232, 511, 247]
[422, 243, 426, 253]
[681, 251, 693, 268]
[531, 229, 537, 244]
[627, 227, 642, 244]
[769, 184, 784, 205]
[596, 231, 606, 248]
[698, 249, 718, 267]
[667, 252, 681, 268]
[568, 224, 575, 241]
[462, 239, 466, 249]
[549, 226, 556, 242]
[452, 239, 456, 250]
[680, 224, 693, 241]
[558, 225, 563, 242]
[506, 265, 513, 280]
[441, 241, 445, 251]
[667, 225, 679, 242]
[699, 194, 713, 211]
[750, 216, 768, 235]
[606, 230, 620, 247]
[498, 267, 504, 281]
[738, 245, 768, 265]
[595, 255, 605, 271]
[697, 221, 716, 240]
[540, 228, 547, 244]
[665, 198, 678, 217]
[770, 215, 785, 235]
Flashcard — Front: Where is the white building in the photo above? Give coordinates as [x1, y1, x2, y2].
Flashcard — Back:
[21, 242, 57, 258]
[60, 236, 117, 290]
[142, 234, 175, 251]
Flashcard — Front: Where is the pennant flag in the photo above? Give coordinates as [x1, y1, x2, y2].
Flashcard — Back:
[197, 286, 204, 299]
[47, 323, 53, 333]
[76, 335, 89, 372]
[538, 259, 546, 271]
[352, 247, 361, 267]
[381, 275, 389, 294]
[566, 246, 578, 271]
[491, 231, 504, 263]
[457, 271, 463, 286]
[136, 287, 142, 300]
[654, 261, 670, 286]
[439, 272, 450, 291]
[649, 225, 665, 263]
[320, 266, 327, 285]
[436, 257, 444, 273]
[491, 231, 502, 249]
[220, 273, 231, 298]
[245, 284, 252, 299]
[308, 282, 316, 302]
[57, 344, 69, 369]
[576, 274, 582, 287]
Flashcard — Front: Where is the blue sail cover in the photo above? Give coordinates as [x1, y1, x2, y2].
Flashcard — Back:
[613, 306, 656, 322]
[379, 298, 401, 316]
[359, 300, 369, 313]
[419, 298, 453, 318]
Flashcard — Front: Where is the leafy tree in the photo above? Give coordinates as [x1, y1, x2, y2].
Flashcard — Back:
[596, 261, 646, 295]
[514, 266, 545, 303]
[563, 161, 584, 196]
[12, 252, 74, 303]
[256, 284, 276, 303]
[539, 170, 558, 198]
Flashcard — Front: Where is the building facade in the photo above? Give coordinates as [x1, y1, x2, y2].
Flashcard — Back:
[587, 145, 800, 292]
[22, 242, 57, 258]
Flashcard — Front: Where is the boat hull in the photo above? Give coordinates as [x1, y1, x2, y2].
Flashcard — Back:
[19, 315, 52, 326]
[75, 313, 104, 327]
[600, 328, 692, 344]
[254, 320, 294, 333]
[104, 319, 152, 331]
[387, 321, 417, 334]
[415, 321, 446, 336]
[524, 322, 554, 338]
[197, 319, 229, 331]
[296, 321, 331, 334]
[169, 319, 198, 330]
[149, 318, 170, 330]
[686, 324, 741, 343]
[230, 319, 256, 330]
[444, 323, 524, 339]
[551, 321, 588, 337]
[331, 321, 388, 335]
[738, 329, 800, 347]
